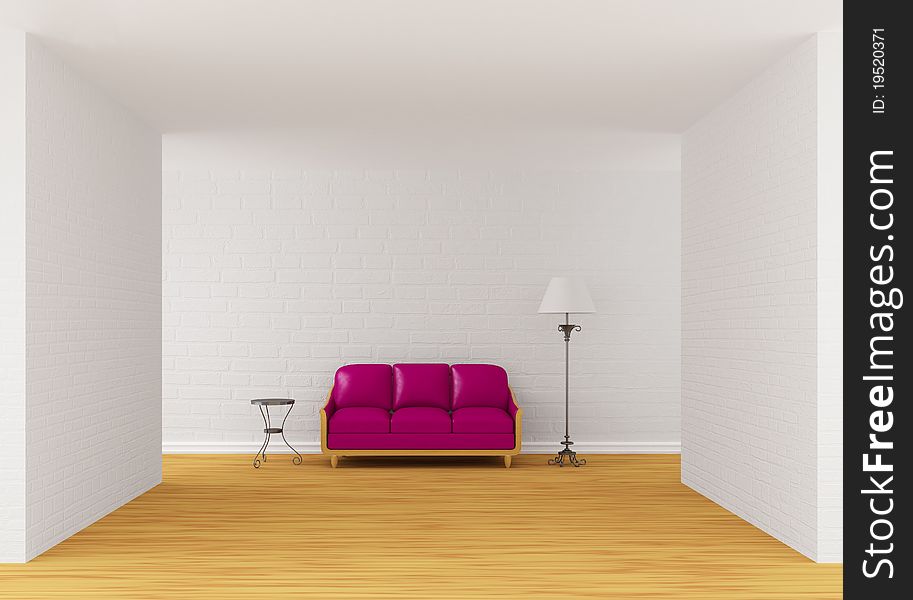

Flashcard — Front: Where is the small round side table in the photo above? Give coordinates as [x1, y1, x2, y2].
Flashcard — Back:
[251, 398, 302, 468]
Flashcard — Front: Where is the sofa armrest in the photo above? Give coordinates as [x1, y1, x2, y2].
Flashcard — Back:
[508, 386, 520, 419]
[508, 387, 522, 452]
[322, 387, 336, 420]
[320, 387, 335, 454]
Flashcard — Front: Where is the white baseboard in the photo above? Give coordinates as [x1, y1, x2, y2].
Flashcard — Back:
[522, 441, 680, 454]
[163, 441, 680, 454]
[163, 442, 320, 454]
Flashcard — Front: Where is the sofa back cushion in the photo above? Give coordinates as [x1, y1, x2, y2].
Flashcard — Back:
[393, 363, 451, 410]
[334, 364, 393, 410]
[451, 364, 509, 410]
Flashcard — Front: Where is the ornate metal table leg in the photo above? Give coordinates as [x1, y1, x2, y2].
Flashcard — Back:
[254, 404, 270, 468]
[280, 403, 303, 465]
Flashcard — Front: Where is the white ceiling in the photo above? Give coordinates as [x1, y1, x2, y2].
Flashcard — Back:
[1, 0, 841, 133]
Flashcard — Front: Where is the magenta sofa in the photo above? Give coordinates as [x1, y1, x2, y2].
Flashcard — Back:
[320, 363, 522, 468]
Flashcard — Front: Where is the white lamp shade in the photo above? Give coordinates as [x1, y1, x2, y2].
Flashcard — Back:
[537, 277, 596, 314]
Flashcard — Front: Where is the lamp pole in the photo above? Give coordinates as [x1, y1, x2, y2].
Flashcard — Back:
[549, 312, 586, 467]
[565, 312, 569, 444]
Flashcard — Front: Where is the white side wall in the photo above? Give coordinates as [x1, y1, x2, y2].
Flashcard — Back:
[681, 34, 842, 562]
[19, 37, 162, 561]
[0, 28, 27, 563]
[815, 31, 843, 563]
[161, 135, 682, 453]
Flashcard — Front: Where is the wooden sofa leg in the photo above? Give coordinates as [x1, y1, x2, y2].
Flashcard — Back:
[330, 455, 339, 469]
[503, 455, 512, 469]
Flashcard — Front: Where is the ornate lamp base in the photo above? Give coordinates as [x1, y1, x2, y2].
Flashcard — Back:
[548, 439, 586, 467]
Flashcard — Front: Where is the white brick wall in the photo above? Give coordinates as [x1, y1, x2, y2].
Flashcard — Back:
[681, 35, 842, 562]
[20, 37, 162, 561]
[815, 32, 843, 563]
[0, 28, 27, 563]
[162, 163, 682, 452]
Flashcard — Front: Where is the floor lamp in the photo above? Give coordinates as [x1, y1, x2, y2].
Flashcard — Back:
[538, 277, 596, 467]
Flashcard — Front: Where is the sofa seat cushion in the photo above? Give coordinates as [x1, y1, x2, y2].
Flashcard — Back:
[334, 364, 393, 410]
[329, 407, 390, 434]
[451, 407, 514, 434]
[327, 433, 516, 450]
[391, 407, 451, 433]
[393, 363, 451, 410]
[451, 364, 510, 410]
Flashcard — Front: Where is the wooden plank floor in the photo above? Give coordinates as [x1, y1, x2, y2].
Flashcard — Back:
[0, 454, 841, 599]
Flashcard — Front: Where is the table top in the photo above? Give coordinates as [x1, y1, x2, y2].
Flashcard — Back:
[250, 398, 296, 406]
